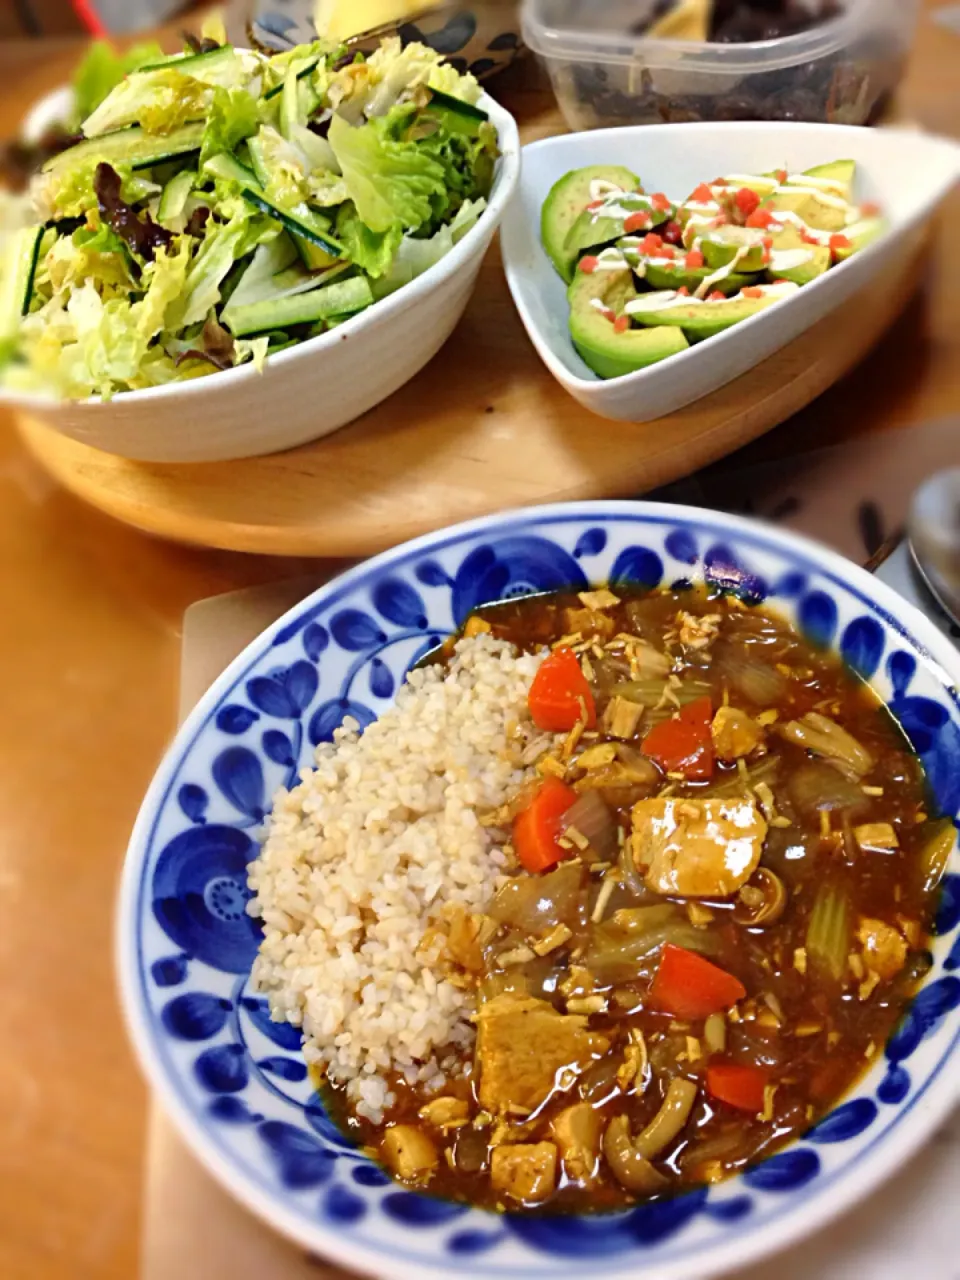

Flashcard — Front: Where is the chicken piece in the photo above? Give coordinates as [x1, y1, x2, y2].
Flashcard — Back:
[677, 611, 722, 651]
[858, 917, 908, 982]
[380, 1125, 438, 1184]
[603, 695, 645, 740]
[853, 823, 899, 853]
[551, 1102, 604, 1184]
[578, 588, 620, 611]
[418, 1097, 471, 1130]
[475, 994, 610, 1113]
[711, 705, 762, 761]
[632, 795, 767, 898]
[563, 606, 615, 640]
[490, 1142, 558, 1204]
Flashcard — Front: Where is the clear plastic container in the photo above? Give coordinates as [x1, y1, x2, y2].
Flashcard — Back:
[522, 0, 920, 131]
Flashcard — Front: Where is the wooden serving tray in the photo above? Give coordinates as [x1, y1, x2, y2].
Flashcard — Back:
[16, 231, 927, 559]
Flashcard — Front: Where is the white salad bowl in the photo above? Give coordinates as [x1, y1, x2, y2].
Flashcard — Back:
[118, 500, 960, 1280]
[1, 91, 519, 464]
[500, 121, 960, 422]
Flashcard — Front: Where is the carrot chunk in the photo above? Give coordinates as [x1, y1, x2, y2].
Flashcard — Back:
[650, 945, 747, 1019]
[641, 694, 713, 779]
[528, 647, 596, 732]
[513, 777, 578, 874]
[706, 1061, 769, 1114]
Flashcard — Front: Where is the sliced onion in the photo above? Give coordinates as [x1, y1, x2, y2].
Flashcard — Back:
[562, 791, 618, 861]
[488, 862, 585, 934]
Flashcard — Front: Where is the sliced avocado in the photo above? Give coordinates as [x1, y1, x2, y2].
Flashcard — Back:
[632, 254, 757, 294]
[833, 215, 885, 263]
[541, 165, 640, 283]
[567, 267, 688, 379]
[767, 242, 830, 285]
[699, 225, 769, 272]
[804, 160, 856, 202]
[565, 193, 672, 262]
[626, 285, 797, 342]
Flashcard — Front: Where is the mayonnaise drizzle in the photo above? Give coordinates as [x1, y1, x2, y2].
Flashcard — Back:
[768, 247, 814, 271]
[695, 244, 752, 299]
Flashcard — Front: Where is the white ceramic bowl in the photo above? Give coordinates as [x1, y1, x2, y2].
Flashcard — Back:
[500, 121, 960, 422]
[2, 91, 519, 463]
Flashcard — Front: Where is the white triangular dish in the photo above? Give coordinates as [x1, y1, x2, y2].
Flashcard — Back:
[501, 121, 960, 422]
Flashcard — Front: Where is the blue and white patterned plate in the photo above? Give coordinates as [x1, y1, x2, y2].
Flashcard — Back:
[117, 502, 960, 1280]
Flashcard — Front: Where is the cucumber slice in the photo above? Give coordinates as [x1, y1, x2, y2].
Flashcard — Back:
[281, 66, 300, 141]
[225, 275, 374, 337]
[427, 88, 488, 122]
[263, 57, 320, 102]
[139, 45, 240, 86]
[157, 169, 196, 224]
[44, 122, 205, 177]
[0, 225, 44, 351]
[203, 152, 342, 256]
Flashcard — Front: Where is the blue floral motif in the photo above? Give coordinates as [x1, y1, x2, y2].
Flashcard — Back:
[262, 729, 296, 767]
[240, 997, 303, 1052]
[382, 1194, 468, 1226]
[743, 1149, 820, 1191]
[808, 1099, 877, 1143]
[212, 747, 265, 821]
[372, 578, 427, 629]
[308, 698, 376, 746]
[162, 992, 231, 1041]
[216, 705, 260, 735]
[323, 1184, 366, 1223]
[574, 527, 607, 559]
[126, 506, 960, 1278]
[261, 1121, 339, 1190]
[302, 622, 329, 662]
[152, 825, 261, 972]
[369, 658, 395, 700]
[450, 537, 586, 623]
[665, 528, 698, 564]
[330, 609, 387, 651]
[258, 1056, 308, 1083]
[798, 590, 838, 647]
[840, 616, 885, 679]
[195, 1044, 248, 1093]
[704, 543, 768, 604]
[178, 783, 208, 824]
[610, 546, 664, 591]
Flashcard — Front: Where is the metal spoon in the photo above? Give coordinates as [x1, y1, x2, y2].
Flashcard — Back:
[907, 468, 960, 627]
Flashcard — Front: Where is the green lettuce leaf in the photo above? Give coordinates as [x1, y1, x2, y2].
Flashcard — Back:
[200, 87, 260, 167]
[335, 203, 402, 278]
[328, 114, 445, 234]
[372, 197, 484, 298]
[71, 40, 164, 126]
[329, 38, 481, 122]
[83, 69, 211, 137]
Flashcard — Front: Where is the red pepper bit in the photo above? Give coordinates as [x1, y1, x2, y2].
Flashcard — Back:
[579, 255, 600, 274]
[712, 213, 728, 227]
[677, 286, 691, 297]
[663, 219, 683, 245]
[651, 191, 672, 211]
[708, 290, 726, 301]
[601, 307, 616, 323]
[746, 207, 775, 229]
[762, 235, 774, 248]
[829, 233, 852, 259]
[742, 286, 764, 298]
[658, 244, 677, 260]
[772, 279, 791, 286]
[624, 211, 651, 234]
[641, 233, 664, 255]
[691, 183, 714, 204]
[614, 315, 631, 334]
[735, 187, 761, 217]
[776, 168, 788, 185]
[685, 249, 705, 269]
[586, 199, 605, 211]
[861, 201, 882, 217]
[712, 177, 728, 187]
[800, 229, 820, 245]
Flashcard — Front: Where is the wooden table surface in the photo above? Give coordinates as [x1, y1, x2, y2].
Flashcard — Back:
[1, 6, 959, 1280]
